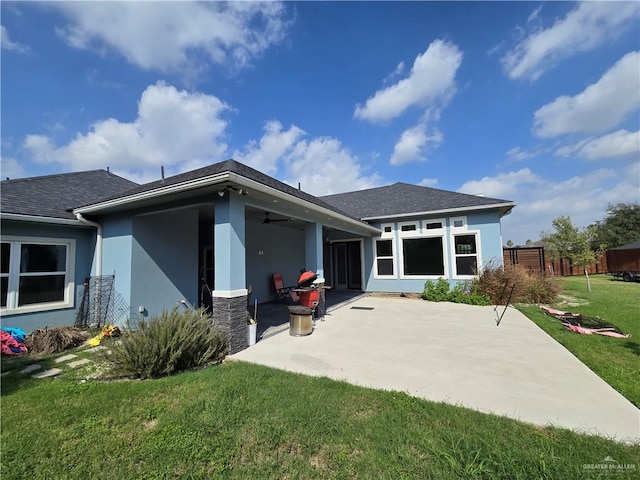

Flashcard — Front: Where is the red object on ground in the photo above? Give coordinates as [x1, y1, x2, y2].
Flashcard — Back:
[1, 330, 27, 356]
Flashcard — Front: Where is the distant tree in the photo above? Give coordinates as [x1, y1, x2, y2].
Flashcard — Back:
[506, 240, 513, 248]
[543, 216, 596, 291]
[589, 203, 640, 251]
[525, 239, 532, 245]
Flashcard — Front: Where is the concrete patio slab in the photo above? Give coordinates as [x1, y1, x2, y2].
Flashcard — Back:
[232, 296, 640, 443]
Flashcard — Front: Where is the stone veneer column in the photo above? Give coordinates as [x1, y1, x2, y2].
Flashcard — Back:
[212, 295, 248, 354]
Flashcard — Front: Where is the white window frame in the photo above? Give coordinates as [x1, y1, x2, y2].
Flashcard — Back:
[450, 231, 481, 279]
[391, 218, 450, 279]
[451, 216, 467, 230]
[373, 237, 396, 279]
[380, 223, 394, 238]
[1, 236, 76, 315]
[398, 220, 421, 237]
[421, 218, 445, 233]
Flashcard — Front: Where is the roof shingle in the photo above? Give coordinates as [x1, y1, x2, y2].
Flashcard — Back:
[320, 182, 514, 219]
[74, 159, 363, 221]
[1, 170, 138, 220]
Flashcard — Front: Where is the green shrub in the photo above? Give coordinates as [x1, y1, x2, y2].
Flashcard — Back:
[108, 308, 228, 378]
[422, 278, 451, 302]
[422, 279, 491, 306]
[473, 259, 559, 304]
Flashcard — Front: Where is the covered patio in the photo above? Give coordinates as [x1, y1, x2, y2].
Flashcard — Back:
[253, 289, 365, 340]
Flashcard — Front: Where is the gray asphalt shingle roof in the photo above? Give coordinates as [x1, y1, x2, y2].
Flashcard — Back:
[2, 162, 515, 225]
[1, 170, 138, 220]
[74, 159, 363, 221]
[320, 182, 514, 219]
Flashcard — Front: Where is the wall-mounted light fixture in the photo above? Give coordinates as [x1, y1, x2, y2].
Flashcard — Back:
[217, 186, 249, 197]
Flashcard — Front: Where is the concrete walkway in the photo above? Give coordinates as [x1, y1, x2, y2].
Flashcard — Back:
[232, 296, 640, 444]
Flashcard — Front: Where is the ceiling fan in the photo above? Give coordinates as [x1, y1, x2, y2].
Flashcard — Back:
[262, 212, 291, 224]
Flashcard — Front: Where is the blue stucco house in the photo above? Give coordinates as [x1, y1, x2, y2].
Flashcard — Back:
[1, 159, 515, 352]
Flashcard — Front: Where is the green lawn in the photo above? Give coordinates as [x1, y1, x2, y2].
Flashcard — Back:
[1, 359, 639, 479]
[518, 274, 640, 408]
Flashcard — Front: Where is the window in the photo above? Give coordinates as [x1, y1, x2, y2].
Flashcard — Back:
[424, 221, 443, 230]
[374, 239, 395, 277]
[398, 221, 420, 236]
[1, 237, 75, 314]
[1, 242, 9, 308]
[380, 223, 394, 238]
[451, 216, 467, 230]
[402, 237, 445, 276]
[454, 234, 478, 276]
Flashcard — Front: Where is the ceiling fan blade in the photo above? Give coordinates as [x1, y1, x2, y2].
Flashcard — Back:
[263, 212, 292, 223]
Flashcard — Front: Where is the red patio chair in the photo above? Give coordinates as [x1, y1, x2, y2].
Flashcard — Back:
[272, 273, 299, 303]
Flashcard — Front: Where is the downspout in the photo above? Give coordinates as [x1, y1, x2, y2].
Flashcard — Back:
[75, 213, 102, 277]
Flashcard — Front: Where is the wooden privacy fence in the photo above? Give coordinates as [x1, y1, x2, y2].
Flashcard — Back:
[502, 247, 607, 276]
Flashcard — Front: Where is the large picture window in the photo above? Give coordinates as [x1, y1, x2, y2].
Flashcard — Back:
[1, 237, 75, 314]
[402, 237, 444, 276]
[454, 234, 478, 276]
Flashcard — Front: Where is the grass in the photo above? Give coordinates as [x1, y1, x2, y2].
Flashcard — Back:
[1, 359, 639, 479]
[517, 274, 640, 408]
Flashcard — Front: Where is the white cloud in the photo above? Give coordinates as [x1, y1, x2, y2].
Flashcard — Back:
[458, 168, 543, 199]
[354, 40, 463, 123]
[556, 130, 640, 160]
[232, 121, 305, 175]
[284, 137, 381, 196]
[390, 124, 443, 165]
[23, 82, 229, 182]
[419, 177, 438, 188]
[1, 25, 29, 53]
[506, 146, 537, 162]
[462, 167, 640, 244]
[502, 2, 639, 80]
[0, 156, 26, 179]
[383, 61, 405, 83]
[533, 52, 640, 138]
[50, 1, 290, 73]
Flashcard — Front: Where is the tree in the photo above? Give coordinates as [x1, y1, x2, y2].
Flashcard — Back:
[506, 239, 513, 248]
[543, 216, 596, 291]
[589, 203, 640, 251]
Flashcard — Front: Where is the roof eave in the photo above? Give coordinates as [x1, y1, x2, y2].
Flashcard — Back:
[1, 212, 86, 226]
[73, 172, 231, 214]
[360, 202, 517, 221]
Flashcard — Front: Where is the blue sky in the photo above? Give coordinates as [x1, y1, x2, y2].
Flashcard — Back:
[1, 1, 639, 244]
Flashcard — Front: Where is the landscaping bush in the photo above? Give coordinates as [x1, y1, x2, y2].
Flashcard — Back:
[422, 278, 491, 305]
[473, 259, 560, 304]
[108, 308, 228, 378]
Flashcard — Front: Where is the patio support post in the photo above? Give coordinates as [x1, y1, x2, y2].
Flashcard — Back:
[212, 194, 248, 354]
[305, 222, 326, 318]
[305, 222, 323, 278]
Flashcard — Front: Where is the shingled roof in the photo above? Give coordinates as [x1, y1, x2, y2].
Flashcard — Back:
[74, 159, 363, 222]
[1, 170, 138, 221]
[320, 182, 515, 220]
